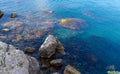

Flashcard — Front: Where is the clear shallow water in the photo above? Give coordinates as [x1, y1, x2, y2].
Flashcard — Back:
[1, 0, 120, 74]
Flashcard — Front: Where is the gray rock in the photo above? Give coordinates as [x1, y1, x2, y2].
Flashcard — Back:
[39, 35, 66, 58]
[64, 65, 81, 74]
[0, 10, 4, 18]
[50, 59, 63, 67]
[0, 41, 40, 74]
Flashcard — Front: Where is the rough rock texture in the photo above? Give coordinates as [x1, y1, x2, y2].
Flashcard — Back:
[0, 10, 4, 18]
[39, 35, 66, 58]
[0, 41, 40, 74]
[64, 65, 81, 74]
[50, 59, 63, 67]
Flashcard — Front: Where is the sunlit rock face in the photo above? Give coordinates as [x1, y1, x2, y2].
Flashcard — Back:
[0, 41, 40, 74]
[59, 18, 86, 30]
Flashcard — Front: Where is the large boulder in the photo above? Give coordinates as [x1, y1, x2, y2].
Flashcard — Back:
[0, 10, 4, 18]
[64, 65, 81, 74]
[39, 35, 66, 58]
[0, 41, 40, 74]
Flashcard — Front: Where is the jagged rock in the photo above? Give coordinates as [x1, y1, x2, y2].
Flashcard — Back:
[64, 65, 81, 74]
[10, 12, 18, 18]
[0, 41, 40, 74]
[39, 35, 66, 58]
[24, 47, 35, 53]
[0, 10, 4, 18]
[50, 59, 63, 67]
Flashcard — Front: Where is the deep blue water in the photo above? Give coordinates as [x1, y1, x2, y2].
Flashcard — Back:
[1, 0, 120, 74]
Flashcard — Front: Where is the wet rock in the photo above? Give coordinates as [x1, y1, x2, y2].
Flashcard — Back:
[43, 9, 54, 14]
[0, 41, 40, 74]
[50, 59, 63, 67]
[39, 35, 66, 58]
[0, 10, 4, 18]
[10, 12, 18, 18]
[24, 47, 35, 53]
[2, 28, 11, 32]
[64, 65, 81, 74]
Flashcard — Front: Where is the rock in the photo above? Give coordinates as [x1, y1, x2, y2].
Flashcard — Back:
[2, 28, 11, 32]
[24, 47, 35, 53]
[0, 10, 4, 18]
[64, 65, 81, 74]
[39, 35, 66, 58]
[10, 12, 18, 18]
[106, 65, 115, 71]
[59, 18, 86, 30]
[0, 41, 40, 74]
[50, 59, 63, 67]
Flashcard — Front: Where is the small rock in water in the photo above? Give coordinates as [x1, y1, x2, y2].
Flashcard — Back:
[0, 10, 4, 18]
[2, 28, 11, 32]
[43, 9, 54, 14]
[10, 12, 18, 18]
[64, 65, 81, 74]
[50, 59, 63, 67]
[24, 47, 35, 53]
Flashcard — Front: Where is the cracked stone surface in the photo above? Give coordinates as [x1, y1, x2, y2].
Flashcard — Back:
[0, 41, 40, 74]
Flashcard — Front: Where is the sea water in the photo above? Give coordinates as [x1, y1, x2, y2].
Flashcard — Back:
[0, 0, 120, 74]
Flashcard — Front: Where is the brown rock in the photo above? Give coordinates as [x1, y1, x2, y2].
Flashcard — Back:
[24, 47, 35, 53]
[50, 59, 63, 67]
[64, 65, 81, 74]
[39, 35, 66, 58]
[0, 10, 4, 18]
[10, 12, 18, 18]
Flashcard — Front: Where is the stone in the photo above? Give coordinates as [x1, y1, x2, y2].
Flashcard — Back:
[59, 18, 86, 30]
[2, 28, 11, 32]
[0, 41, 40, 74]
[64, 65, 81, 74]
[39, 35, 66, 58]
[50, 59, 63, 67]
[0, 10, 4, 18]
[10, 12, 18, 18]
[24, 47, 35, 53]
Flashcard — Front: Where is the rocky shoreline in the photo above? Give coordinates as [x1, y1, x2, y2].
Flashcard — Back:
[0, 35, 81, 74]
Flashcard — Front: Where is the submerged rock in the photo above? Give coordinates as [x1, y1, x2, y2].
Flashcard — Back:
[0, 41, 40, 74]
[50, 59, 63, 67]
[2, 28, 11, 32]
[59, 18, 86, 30]
[10, 12, 18, 18]
[39, 35, 66, 58]
[0, 10, 4, 18]
[64, 65, 81, 74]
[24, 47, 35, 53]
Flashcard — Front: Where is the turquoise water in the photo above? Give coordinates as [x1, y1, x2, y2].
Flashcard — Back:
[1, 0, 120, 74]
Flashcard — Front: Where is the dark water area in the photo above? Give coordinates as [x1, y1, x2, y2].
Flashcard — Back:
[1, 0, 120, 74]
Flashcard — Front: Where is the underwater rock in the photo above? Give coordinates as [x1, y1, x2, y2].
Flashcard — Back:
[0, 10, 4, 18]
[24, 47, 35, 53]
[39, 35, 66, 58]
[43, 9, 54, 14]
[2, 28, 11, 32]
[10, 12, 18, 18]
[59, 18, 86, 30]
[0, 41, 40, 74]
[64, 65, 81, 74]
[50, 59, 63, 67]
[106, 65, 115, 71]
[2, 20, 23, 28]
